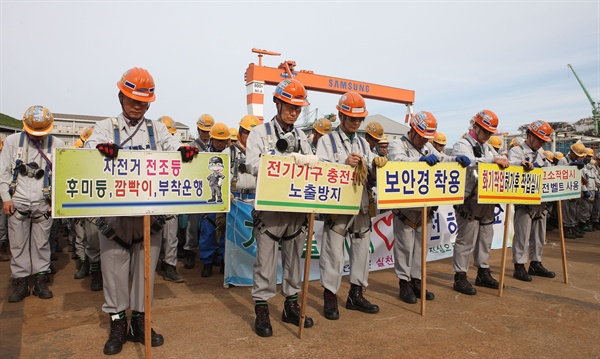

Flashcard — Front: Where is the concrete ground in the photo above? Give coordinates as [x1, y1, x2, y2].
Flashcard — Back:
[1, 229, 599, 359]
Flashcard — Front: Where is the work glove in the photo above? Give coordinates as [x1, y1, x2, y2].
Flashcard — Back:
[96, 143, 120, 159]
[583, 190, 591, 199]
[570, 160, 585, 170]
[353, 158, 368, 187]
[372, 156, 388, 168]
[178, 146, 199, 163]
[306, 155, 319, 168]
[419, 154, 438, 166]
[455, 155, 471, 168]
[522, 161, 534, 171]
[290, 152, 309, 166]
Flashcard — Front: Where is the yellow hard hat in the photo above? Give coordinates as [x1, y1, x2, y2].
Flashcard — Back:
[433, 132, 447, 146]
[510, 137, 524, 147]
[570, 142, 586, 157]
[23, 105, 54, 136]
[487, 136, 503, 150]
[365, 121, 384, 141]
[74, 138, 84, 148]
[157, 116, 177, 135]
[313, 118, 332, 135]
[196, 114, 215, 131]
[209, 122, 230, 140]
[0, 137, 3, 151]
[379, 135, 389, 145]
[229, 127, 238, 141]
[554, 151, 564, 160]
[239, 114, 260, 132]
[586, 148, 594, 156]
[543, 150, 555, 161]
[80, 126, 94, 141]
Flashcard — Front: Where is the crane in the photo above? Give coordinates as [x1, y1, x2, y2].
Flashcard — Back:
[245, 48, 415, 123]
[567, 64, 598, 135]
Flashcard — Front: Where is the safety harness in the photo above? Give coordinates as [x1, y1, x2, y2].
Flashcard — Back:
[264, 119, 303, 155]
[94, 117, 166, 248]
[9, 132, 54, 205]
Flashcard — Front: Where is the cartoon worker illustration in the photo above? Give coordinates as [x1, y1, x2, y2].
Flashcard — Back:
[207, 156, 225, 202]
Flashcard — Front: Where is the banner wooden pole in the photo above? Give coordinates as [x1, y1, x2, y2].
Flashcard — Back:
[557, 200, 569, 284]
[144, 215, 152, 358]
[420, 207, 427, 316]
[498, 204, 511, 297]
[299, 213, 315, 339]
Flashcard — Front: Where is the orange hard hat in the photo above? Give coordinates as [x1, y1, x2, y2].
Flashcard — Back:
[273, 79, 309, 106]
[158, 116, 177, 135]
[239, 114, 260, 132]
[196, 114, 215, 131]
[116, 67, 155, 102]
[365, 122, 384, 141]
[210, 122, 230, 141]
[80, 126, 94, 141]
[410, 111, 437, 139]
[313, 118, 332, 135]
[473, 110, 498, 133]
[487, 135, 503, 150]
[528, 120, 552, 142]
[336, 92, 368, 118]
[22, 105, 54, 136]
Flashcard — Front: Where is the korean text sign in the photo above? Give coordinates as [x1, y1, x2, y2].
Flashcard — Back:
[52, 149, 230, 217]
[541, 166, 581, 202]
[376, 162, 466, 209]
[255, 154, 362, 214]
[477, 163, 542, 205]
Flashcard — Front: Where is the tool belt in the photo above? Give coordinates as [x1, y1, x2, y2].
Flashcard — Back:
[93, 215, 167, 249]
[392, 208, 436, 230]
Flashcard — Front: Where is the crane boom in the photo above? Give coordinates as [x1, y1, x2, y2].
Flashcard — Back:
[567, 64, 599, 134]
[245, 49, 415, 122]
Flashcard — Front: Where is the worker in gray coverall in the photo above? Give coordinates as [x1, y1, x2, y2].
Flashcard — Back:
[388, 111, 471, 304]
[507, 120, 556, 282]
[451, 110, 510, 296]
[316, 92, 385, 321]
[246, 78, 317, 338]
[85, 67, 198, 355]
[1, 106, 65, 303]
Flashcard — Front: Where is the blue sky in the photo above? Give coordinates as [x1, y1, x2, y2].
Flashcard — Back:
[1, 1, 598, 145]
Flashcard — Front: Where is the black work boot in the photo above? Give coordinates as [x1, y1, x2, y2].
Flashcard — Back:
[183, 250, 196, 269]
[74, 257, 90, 279]
[475, 267, 499, 289]
[163, 264, 185, 283]
[128, 312, 164, 347]
[453, 272, 477, 295]
[346, 284, 379, 313]
[201, 263, 213, 277]
[8, 276, 30, 303]
[0, 241, 9, 262]
[564, 227, 577, 239]
[104, 312, 128, 355]
[528, 261, 556, 278]
[399, 279, 417, 303]
[513, 263, 532, 282]
[411, 278, 435, 300]
[323, 289, 339, 320]
[90, 262, 103, 291]
[254, 303, 272, 337]
[32, 272, 53, 299]
[574, 226, 585, 237]
[282, 298, 314, 328]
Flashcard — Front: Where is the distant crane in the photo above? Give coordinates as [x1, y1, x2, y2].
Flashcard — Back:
[567, 64, 598, 135]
